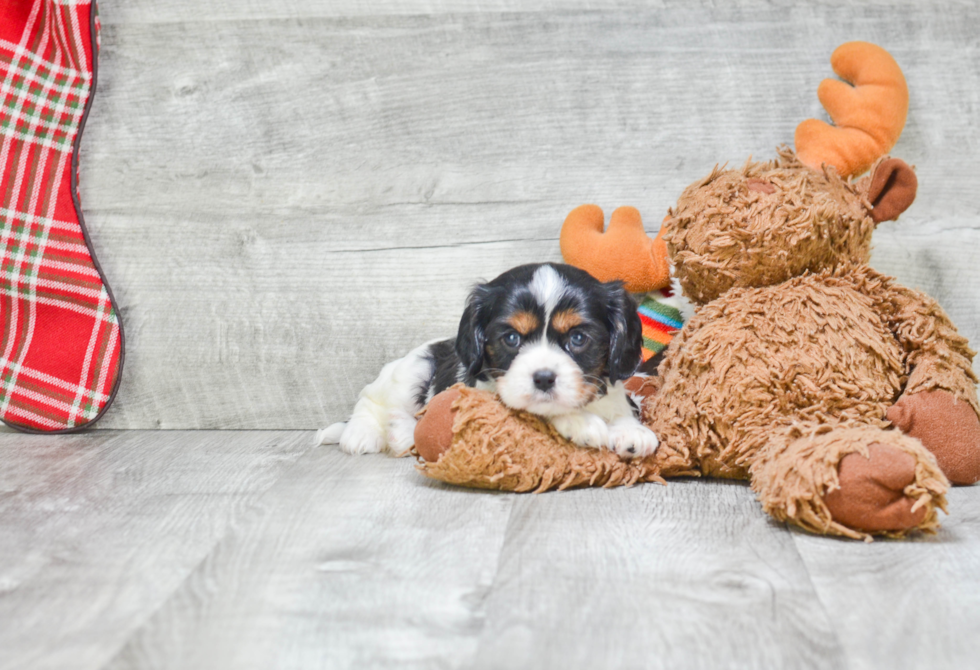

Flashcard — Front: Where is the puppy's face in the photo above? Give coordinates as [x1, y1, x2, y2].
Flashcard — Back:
[456, 263, 642, 416]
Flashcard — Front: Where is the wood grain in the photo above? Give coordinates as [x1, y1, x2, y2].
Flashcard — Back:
[100, 445, 514, 670]
[0, 430, 313, 670]
[65, 0, 980, 429]
[473, 481, 846, 670]
[790, 487, 980, 670]
[1, 430, 979, 669]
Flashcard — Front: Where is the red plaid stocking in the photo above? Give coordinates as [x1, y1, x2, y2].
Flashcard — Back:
[0, 0, 122, 432]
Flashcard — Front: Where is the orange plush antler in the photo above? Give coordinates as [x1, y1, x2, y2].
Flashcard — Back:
[559, 205, 670, 293]
[795, 41, 908, 178]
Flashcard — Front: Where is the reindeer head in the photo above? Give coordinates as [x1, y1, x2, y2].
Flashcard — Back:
[664, 148, 916, 305]
[561, 42, 917, 305]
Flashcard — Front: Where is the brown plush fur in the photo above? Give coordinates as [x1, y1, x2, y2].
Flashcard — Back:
[647, 266, 906, 478]
[417, 385, 696, 493]
[665, 148, 873, 304]
[415, 148, 980, 540]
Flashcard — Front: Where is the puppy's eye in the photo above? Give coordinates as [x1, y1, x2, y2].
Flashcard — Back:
[568, 331, 589, 349]
[502, 331, 521, 349]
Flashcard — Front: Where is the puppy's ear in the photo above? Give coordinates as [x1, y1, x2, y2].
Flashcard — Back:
[455, 283, 497, 382]
[603, 281, 643, 382]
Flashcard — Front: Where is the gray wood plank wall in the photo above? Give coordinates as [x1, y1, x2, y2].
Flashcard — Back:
[62, 0, 980, 429]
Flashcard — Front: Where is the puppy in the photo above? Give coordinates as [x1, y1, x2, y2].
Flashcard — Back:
[318, 263, 659, 458]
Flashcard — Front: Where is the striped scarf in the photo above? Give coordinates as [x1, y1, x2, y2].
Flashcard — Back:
[637, 287, 683, 362]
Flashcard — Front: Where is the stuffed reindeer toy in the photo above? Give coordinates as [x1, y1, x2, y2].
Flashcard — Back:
[412, 42, 980, 540]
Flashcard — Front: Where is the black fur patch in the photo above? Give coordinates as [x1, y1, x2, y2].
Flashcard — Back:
[417, 338, 459, 406]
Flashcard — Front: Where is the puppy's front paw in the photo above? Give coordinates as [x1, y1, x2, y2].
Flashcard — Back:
[608, 421, 659, 458]
[387, 411, 418, 457]
[339, 420, 385, 455]
[551, 412, 609, 449]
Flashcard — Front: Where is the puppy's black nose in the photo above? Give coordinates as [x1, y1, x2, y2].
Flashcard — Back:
[532, 369, 557, 391]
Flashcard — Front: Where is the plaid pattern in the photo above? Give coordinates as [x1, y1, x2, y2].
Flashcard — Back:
[0, 0, 121, 432]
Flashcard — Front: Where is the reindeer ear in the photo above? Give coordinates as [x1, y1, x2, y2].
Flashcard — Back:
[866, 157, 917, 223]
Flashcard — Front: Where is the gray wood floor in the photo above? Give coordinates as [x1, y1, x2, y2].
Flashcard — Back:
[1, 430, 978, 670]
[4, 1, 980, 668]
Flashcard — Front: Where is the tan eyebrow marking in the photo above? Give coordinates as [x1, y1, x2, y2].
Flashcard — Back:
[551, 309, 583, 333]
[507, 311, 539, 335]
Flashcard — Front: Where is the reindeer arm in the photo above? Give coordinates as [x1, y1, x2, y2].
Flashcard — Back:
[868, 273, 979, 414]
[864, 271, 980, 484]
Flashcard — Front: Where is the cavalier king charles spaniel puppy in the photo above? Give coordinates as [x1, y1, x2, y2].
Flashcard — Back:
[319, 263, 659, 458]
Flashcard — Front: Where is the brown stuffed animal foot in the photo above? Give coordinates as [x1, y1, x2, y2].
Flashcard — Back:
[824, 443, 932, 533]
[413, 386, 461, 463]
[887, 390, 980, 485]
[753, 426, 949, 539]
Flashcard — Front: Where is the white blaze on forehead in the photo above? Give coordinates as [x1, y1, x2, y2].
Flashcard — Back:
[529, 265, 567, 316]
